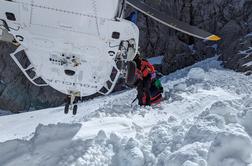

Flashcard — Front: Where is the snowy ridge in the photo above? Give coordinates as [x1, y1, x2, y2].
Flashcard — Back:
[0, 109, 12, 116]
[0, 57, 252, 166]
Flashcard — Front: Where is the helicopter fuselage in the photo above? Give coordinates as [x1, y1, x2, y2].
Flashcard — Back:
[0, 0, 139, 97]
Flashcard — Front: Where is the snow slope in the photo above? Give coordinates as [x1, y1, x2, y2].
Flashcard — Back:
[0, 57, 252, 166]
[148, 56, 164, 65]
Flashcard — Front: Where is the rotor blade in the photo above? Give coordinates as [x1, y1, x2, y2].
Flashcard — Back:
[126, 0, 221, 41]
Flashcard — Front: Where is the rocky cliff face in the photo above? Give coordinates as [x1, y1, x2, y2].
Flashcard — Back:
[0, 0, 251, 112]
[129, 0, 252, 74]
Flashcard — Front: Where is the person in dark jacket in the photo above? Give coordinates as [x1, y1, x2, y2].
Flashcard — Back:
[133, 54, 155, 106]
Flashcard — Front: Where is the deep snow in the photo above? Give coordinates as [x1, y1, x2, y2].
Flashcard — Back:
[0, 57, 252, 166]
[148, 56, 164, 65]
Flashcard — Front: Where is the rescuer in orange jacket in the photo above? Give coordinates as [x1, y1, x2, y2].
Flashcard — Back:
[134, 54, 155, 106]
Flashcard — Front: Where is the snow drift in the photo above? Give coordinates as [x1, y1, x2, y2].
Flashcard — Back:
[0, 57, 252, 166]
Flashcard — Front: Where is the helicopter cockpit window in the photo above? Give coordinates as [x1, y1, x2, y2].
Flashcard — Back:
[110, 67, 118, 81]
[13, 51, 31, 69]
[106, 81, 112, 89]
[100, 87, 108, 94]
[26, 68, 36, 78]
[33, 77, 47, 85]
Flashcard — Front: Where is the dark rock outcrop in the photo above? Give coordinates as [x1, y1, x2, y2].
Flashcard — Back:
[128, 0, 252, 74]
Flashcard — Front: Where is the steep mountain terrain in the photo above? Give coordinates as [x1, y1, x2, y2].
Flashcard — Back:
[133, 0, 252, 74]
[0, 0, 251, 112]
[0, 58, 252, 166]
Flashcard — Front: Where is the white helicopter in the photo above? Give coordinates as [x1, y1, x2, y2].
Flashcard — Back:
[0, 0, 220, 114]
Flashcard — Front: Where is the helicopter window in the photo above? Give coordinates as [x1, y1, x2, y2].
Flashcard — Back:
[106, 81, 112, 89]
[64, 70, 75, 76]
[112, 32, 120, 39]
[100, 87, 108, 94]
[13, 51, 31, 69]
[5, 12, 16, 21]
[34, 77, 46, 85]
[26, 68, 36, 78]
[110, 67, 118, 81]
[116, 61, 123, 70]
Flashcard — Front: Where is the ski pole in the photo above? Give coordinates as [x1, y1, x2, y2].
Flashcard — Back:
[131, 97, 138, 107]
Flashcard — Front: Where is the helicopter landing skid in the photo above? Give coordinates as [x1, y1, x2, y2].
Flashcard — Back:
[64, 91, 80, 115]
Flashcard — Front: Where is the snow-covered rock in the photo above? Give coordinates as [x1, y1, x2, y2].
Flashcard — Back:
[149, 121, 185, 155]
[182, 160, 200, 166]
[161, 142, 209, 166]
[240, 110, 252, 136]
[209, 101, 239, 124]
[184, 113, 224, 144]
[187, 68, 206, 81]
[207, 124, 252, 166]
